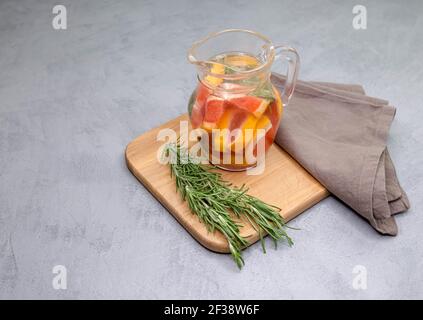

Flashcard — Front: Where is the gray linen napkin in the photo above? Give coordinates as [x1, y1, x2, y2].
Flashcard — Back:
[271, 74, 410, 235]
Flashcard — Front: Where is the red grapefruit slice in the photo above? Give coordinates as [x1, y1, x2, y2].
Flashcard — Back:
[228, 96, 271, 118]
[190, 102, 204, 129]
[196, 83, 211, 107]
[202, 97, 226, 131]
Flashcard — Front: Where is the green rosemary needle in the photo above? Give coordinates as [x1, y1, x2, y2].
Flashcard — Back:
[163, 142, 293, 268]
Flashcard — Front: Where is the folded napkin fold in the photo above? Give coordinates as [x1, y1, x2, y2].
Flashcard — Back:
[271, 74, 410, 235]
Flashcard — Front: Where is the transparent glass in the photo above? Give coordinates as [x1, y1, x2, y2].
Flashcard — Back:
[187, 29, 300, 171]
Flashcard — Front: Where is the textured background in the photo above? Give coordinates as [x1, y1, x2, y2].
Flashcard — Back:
[0, 0, 422, 299]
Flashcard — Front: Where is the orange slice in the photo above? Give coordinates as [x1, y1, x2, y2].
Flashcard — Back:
[228, 96, 271, 118]
[212, 109, 258, 153]
[255, 115, 273, 134]
[212, 109, 236, 152]
[243, 115, 273, 162]
[231, 114, 258, 152]
[250, 115, 272, 148]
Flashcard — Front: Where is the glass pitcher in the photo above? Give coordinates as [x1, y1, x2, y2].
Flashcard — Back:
[187, 29, 300, 171]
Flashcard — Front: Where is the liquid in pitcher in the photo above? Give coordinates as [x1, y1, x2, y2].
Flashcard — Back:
[188, 52, 283, 171]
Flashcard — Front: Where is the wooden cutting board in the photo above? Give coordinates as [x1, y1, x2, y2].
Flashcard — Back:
[125, 114, 329, 253]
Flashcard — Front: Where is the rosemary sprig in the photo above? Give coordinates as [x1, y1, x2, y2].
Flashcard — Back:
[163, 142, 293, 268]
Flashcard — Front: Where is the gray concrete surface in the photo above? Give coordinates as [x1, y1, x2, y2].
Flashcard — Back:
[0, 0, 422, 299]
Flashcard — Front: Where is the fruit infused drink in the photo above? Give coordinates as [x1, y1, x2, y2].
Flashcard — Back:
[188, 29, 299, 171]
[188, 53, 283, 170]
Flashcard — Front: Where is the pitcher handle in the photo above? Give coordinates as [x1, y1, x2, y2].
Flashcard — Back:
[273, 45, 300, 104]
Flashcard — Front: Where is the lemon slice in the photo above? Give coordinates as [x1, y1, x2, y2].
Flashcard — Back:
[204, 63, 225, 86]
[273, 87, 283, 116]
[224, 55, 260, 69]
